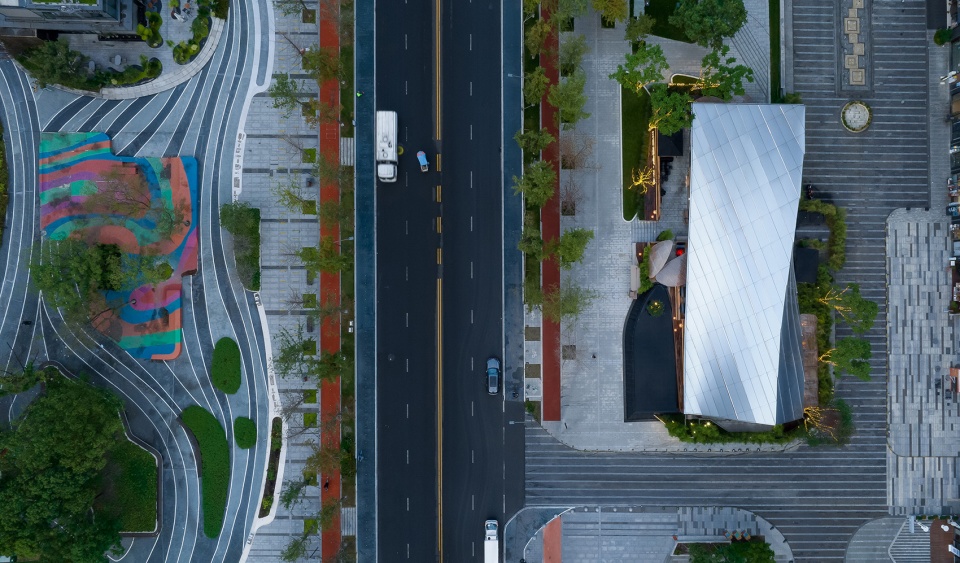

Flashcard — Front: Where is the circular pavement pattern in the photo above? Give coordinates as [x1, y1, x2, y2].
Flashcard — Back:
[841, 100, 871, 132]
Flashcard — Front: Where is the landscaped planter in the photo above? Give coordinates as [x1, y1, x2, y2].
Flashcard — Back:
[840, 100, 871, 133]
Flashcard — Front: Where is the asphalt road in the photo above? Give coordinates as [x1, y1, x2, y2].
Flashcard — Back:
[374, 0, 524, 560]
[374, 0, 441, 560]
[438, 0, 525, 560]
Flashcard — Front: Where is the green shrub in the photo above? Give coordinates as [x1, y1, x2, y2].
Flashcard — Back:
[303, 412, 317, 428]
[655, 229, 673, 241]
[181, 405, 229, 537]
[799, 199, 846, 271]
[95, 437, 158, 533]
[219, 202, 261, 290]
[622, 86, 651, 220]
[303, 389, 317, 403]
[214, 0, 229, 19]
[935, 28, 952, 46]
[661, 414, 802, 444]
[638, 248, 654, 294]
[211, 337, 241, 394]
[234, 417, 256, 449]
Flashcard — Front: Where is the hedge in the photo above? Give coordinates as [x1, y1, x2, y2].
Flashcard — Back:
[234, 417, 256, 449]
[99, 439, 158, 532]
[211, 337, 241, 394]
[181, 405, 229, 538]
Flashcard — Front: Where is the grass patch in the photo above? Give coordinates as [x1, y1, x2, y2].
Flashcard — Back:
[302, 8, 316, 23]
[621, 86, 651, 220]
[304, 518, 319, 535]
[769, 0, 781, 101]
[303, 389, 318, 403]
[645, 0, 690, 42]
[340, 44, 355, 137]
[219, 202, 261, 290]
[303, 293, 317, 308]
[301, 199, 317, 214]
[234, 417, 257, 449]
[181, 405, 229, 538]
[95, 438, 158, 532]
[259, 417, 283, 517]
[661, 414, 803, 444]
[211, 337, 241, 394]
[302, 148, 317, 163]
[0, 121, 6, 248]
[302, 338, 317, 355]
[303, 412, 317, 428]
[806, 398, 855, 446]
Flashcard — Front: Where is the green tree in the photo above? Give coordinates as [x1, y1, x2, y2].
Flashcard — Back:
[514, 127, 556, 155]
[559, 34, 589, 76]
[555, 0, 588, 22]
[21, 38, 90, 89]
[512, 160, 557, 208]
[524, 66, 551, 106]
[0, 374, 125, 561]
[272, 173, 313, 212]
[669, 0, 747, 49]
[301, 46, 342, 82]
[547, 69, 589, 128]
[648, 83, 693, 135]
[821, 337, 871, 380]
[548, 228, 594, 268]
[525, 18, 553, 57]
[818, 283, 878, 334]
[518, 223, 545, 261]
[280, 478, 310, 509]
[280, 534, 309, 562]
[298, 236, 351, 274]
[274, 0, 310, 16]
[522, 0, 540, 17]
[541, 283, 598, 323]
[624, 14, 656, 43]
[269, 74, 303, 118]
[699, 45, 754, 100]
[609, 43, 668, 94]
[319, 498, 342, 531]
[592, 0, 628, 25]
[30, 238, 102, 322]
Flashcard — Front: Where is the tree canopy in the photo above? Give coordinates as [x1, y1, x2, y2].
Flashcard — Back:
[609, 43, 669, 94]
[592, 0, 628, 25]
[547, 69, 590, 128]
[514, 127, 556, 155]
[819, 282, 878, 334]
[549, 228, 595, 269]
[669, 0, 748, 49]
[699, 45, 754, 100]
[524, 66, 551, 106]
[269, 74, 303, 118]
[0, 373, 125, 561]
[559, 34, 589, 77]
[525, 18, 553, 58]
[21, 39, 90, 89]
[689, 540, 776, 563]
[648, 83, 694, 136]
[301, 47, 342, 82]
[512, 160, 557, 208]
[825, 337, 872, 380]
[624, 14, 656, 44]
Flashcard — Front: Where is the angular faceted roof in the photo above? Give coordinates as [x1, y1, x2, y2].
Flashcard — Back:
[682, 103, 806, 427]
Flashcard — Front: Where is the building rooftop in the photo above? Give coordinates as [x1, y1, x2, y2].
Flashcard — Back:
[682, 103, 807, 428]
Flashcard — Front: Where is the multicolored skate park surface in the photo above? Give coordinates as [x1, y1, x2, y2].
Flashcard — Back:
[39, 132, 198, 360]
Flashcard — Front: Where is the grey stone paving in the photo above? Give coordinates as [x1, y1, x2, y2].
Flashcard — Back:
[844, 517, 903, 562]
[516, 506, 794, 563]
[243, 4, 332, 561]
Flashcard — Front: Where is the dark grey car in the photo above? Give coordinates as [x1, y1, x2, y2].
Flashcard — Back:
[486, 357, 500, 395]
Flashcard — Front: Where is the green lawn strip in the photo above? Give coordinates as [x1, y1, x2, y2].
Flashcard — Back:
[769, 0, 781, 101]
[644, 0, 690, 42]
[219, 203, 261, 290]
[302, 148, 317, 163]
[181, 405, 230, 538]
[621, 86, 651, 220]
[304, 389, 318, 403]
[340, 43, 355, 137]
[0, 121, 6, 248]
[234, 417, 257, 449]
[211, 337, 241, 394]
[303, 412, 318, 428]
[661, 414, 804, 444]
[95, 438, 158, 532]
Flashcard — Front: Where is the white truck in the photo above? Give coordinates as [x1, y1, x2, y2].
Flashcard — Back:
[484, 520, 499, 563]
[376, 110, 398, 183]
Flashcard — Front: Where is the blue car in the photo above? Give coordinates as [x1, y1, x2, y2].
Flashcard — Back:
[417, 150, 429, 172]
[486, 357, 500, 395]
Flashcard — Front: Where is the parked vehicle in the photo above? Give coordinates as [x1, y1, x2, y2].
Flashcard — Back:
[486, 357, 500, 395]
[417, 150, 429, 172]
[484, 520, 499, 563]
[376, 111, 398, 182]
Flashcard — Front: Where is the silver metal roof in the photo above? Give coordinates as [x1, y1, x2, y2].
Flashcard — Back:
[682, 103, 806, 427]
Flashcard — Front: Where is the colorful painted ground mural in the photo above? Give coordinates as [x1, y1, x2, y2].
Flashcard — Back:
[38, 132, 198, 360]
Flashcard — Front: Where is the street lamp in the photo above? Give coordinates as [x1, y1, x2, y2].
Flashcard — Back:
[334, 236, 354, 245]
